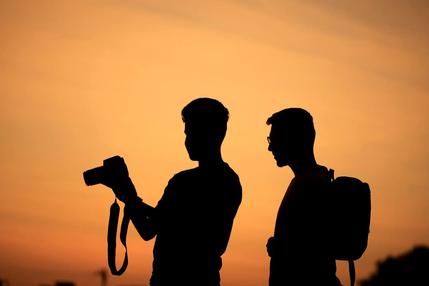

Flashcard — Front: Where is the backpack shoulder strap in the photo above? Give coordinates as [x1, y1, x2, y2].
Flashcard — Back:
[328, 168, 335, 181]
[349, 259, 356, 286]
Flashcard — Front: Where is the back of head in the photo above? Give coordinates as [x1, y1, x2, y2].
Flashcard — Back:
[182, 98, 229, 143]
[267, 108, 315, 148]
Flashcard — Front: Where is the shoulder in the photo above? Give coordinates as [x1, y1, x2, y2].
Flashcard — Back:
[221, 164, 242, 203]
[168, 167, 199, 183]
[298, 165, 329, 182]
[160, 168, 199, 202]
[294, 165, 331, 193]
[223, 163, 241, 183]
[217, 163, 241, 191]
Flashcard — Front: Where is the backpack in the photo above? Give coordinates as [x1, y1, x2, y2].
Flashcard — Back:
[328, 169, 371, 286]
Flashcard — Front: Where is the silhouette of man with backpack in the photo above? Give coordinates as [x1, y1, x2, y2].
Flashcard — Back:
[266, 108, 342, 286]
[100, 98, 242, 286]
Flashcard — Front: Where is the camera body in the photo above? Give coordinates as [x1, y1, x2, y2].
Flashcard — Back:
[83, 155, 128, 186]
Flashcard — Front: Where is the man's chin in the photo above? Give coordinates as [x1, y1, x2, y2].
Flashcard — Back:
[189, 155, 198, 161]
[275, 159, 288, 167]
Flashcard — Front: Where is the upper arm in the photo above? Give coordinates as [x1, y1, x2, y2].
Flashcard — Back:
[129, 177, 177, 241]
[212, 180, 242, 253]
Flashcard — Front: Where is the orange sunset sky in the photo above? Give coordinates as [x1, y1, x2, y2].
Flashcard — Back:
[1, 1, 429, 285]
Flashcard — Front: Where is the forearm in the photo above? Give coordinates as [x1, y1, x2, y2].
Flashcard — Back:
[125, 198, 158, 241]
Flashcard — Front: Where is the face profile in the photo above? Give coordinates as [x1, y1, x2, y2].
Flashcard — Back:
[267, 125, 295, 167]
[184, 123, 209, 161]
[267, 108, 316, 168]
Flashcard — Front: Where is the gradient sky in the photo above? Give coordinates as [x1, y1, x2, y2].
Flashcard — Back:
[1, 1, 429, 285]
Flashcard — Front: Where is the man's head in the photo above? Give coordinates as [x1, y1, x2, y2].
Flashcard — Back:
[182, 98, 229, 161]
[266, 108, 315, 167]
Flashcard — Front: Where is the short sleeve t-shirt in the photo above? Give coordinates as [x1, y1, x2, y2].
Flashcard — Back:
[150, 163, 242, 286]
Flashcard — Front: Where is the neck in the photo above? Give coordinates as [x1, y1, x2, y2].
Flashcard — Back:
[289, 153, 317, 176]
[198, 149, 224, 168]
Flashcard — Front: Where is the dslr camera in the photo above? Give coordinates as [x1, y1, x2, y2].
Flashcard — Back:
[83, 155, 128, 187]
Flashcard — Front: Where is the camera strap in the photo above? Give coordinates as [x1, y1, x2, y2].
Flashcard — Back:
[107, 198, 129, 275]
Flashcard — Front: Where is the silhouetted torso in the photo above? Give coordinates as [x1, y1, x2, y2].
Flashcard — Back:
[149, 162, 242, 286]
[270, 165, 339, 286]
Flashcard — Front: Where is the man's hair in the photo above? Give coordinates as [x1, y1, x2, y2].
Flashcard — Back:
[266, 108, 315, 146]
[182, 98, 229, 142]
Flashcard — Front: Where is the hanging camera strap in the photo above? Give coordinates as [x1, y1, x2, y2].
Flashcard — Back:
[107, 198, 130, 275]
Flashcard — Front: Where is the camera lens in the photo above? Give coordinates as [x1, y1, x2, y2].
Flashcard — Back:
[83, 166, 105, 186]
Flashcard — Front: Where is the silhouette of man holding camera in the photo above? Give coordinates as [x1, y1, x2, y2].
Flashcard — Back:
[266, 108, 341, 285]
[101, 98, 242, 286]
